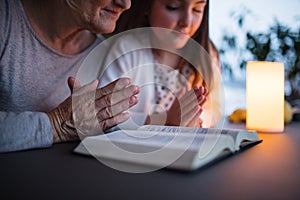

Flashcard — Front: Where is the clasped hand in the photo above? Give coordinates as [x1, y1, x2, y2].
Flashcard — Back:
[146, 86, 208, 127]
[166, 86, 208, 127]
[47, 77, 139, 143]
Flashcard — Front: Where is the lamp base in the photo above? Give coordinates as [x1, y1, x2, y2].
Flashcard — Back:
[246, 127, 284, 133]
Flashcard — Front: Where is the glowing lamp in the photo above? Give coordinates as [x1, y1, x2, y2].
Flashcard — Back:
[246, 61, 284, 132]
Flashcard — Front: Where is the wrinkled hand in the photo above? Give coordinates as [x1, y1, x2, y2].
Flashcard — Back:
[166, 86, 208, 127]
[47, 77, 139, 143]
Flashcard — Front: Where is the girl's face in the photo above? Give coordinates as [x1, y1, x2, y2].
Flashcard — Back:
[68, 0, 131, 34]
[149, 0, 206, 49]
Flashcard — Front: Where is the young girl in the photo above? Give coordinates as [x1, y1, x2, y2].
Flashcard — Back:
[98, 0, 223, 129]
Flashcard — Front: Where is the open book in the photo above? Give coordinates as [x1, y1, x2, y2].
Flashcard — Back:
[74, 125, 261, 171]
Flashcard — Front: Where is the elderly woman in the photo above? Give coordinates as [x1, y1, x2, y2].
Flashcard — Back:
[0, 0, 139, 152]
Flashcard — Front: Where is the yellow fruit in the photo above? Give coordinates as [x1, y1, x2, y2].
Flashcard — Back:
[228, 109, 247, 123]
[284, 100, 293, 123]
[228, 101, 293, 123]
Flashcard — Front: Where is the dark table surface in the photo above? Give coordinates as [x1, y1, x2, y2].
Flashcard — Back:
[1, 122, 300, 200]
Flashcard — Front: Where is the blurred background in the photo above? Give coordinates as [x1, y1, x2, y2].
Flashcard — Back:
[209, 0, 300, 115]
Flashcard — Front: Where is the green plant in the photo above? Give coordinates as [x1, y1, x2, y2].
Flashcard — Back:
[219, 13, 300, 101]
[246, 22, 300, 99]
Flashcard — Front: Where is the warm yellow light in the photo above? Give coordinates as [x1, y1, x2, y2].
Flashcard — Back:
[246, 61, 284, 132]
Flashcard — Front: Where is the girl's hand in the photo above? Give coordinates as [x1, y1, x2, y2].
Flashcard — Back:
[166, 86, 208, 127]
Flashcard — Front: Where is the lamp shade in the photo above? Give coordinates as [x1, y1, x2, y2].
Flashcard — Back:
[246, 61, 284, 132]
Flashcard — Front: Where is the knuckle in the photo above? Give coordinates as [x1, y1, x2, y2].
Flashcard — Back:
[98, 112, 130, 132]
[103, 94, 112, 106]
[104, 106, 112, 118]
[96, 88, 104, 99]
[100, 84, 111, 95]
[99, 120, 108, 132]
[97, 106, 112, 120]
[103, 118, 115, 131]
[109, 117, 117, 127]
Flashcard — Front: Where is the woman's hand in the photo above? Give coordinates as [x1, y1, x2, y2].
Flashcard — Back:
[166, 86, 208, 127]
[47, 77, 139, 143]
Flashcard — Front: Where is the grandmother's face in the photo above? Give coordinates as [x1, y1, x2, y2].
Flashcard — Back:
[67, 0, 131, 33]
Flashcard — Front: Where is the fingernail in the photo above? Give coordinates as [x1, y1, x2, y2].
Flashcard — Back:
[201, 86, 205, 94]
[120, 77, 131, 86]
[204, 88, 208, 94]
[129, 96, 137, 104]
[126, 78, 132, 85]
[133, 86, 140, 94]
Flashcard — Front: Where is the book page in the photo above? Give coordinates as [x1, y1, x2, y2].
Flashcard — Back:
[139, 125, 241, 137]
[135, 126, 237, 159]
[139, 125, 260, 150]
